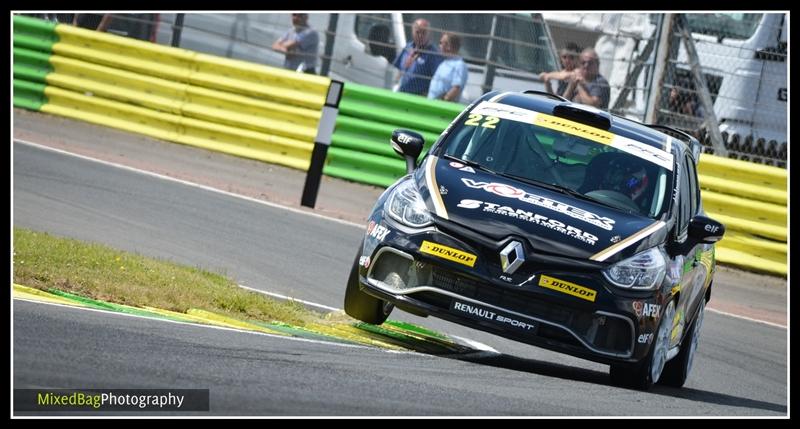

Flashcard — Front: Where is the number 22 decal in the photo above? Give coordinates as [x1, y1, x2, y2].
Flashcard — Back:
[464, 114, 499, 129]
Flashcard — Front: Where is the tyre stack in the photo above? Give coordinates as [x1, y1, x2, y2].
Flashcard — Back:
[697, 128, 786, 169]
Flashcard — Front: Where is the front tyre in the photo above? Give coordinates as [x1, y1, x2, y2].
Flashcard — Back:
[344, 251, 393, 325]
[660, 299, 706, 387]
[610, 299, 676, 390]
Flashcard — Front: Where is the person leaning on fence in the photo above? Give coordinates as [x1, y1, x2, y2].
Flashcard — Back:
[563, 48, 610, 109]
[538, 42, 581, 97]
[392, 18, 442, 96]
[271, 13, 320, 74]
[72, 13, 113, 32]
[428, 32, 468, 103]
[669, 79, 705, 119]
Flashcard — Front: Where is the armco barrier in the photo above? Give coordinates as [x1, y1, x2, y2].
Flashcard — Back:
[13, 15, 329, 171]
[696, 153, 787, 276]
[326, 82, 463, 187]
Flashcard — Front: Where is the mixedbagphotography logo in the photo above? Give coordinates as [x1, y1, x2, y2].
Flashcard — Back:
[14, 389, 210, 412]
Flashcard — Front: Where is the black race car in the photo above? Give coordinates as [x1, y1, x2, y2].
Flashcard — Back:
[344, 90, 725, 390]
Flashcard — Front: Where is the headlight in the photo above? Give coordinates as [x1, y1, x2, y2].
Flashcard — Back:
[384, 179, 433, 228]
[603, 247, 666, 290]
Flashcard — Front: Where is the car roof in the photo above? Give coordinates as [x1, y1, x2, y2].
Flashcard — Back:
[484, 92, 690, 158]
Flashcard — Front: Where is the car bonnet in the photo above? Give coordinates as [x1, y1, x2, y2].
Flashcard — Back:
[416, 155, 668, 262]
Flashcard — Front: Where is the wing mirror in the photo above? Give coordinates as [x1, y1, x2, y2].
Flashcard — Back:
[391, 129, 425, 173]
[688, 215, 726, 244]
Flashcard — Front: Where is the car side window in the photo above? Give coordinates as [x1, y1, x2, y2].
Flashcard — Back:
[677, 155, 693, 237]
[355, 14, 396, 63]
[685, 154, 700, 217]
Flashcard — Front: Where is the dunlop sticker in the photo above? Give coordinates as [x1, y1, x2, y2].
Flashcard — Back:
[420, 241, 477, 267]
[534, 114, 614, 145]
[538, 275, 597, 302]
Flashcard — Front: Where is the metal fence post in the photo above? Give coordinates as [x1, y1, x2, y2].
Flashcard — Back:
[301, 80, 344, 208]
[644, 14, 673, 124]
[171, 13, 184, 47]
[480, 14, 498, 95]
[675, 14, 728, 157]
[320, 14, 339, 77]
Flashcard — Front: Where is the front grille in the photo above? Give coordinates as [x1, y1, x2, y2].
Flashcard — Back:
[422, 267, 632, 355]
[430, 268, 572, 325]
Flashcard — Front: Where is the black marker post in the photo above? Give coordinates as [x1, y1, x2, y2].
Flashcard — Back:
[301, 80, 343, 208]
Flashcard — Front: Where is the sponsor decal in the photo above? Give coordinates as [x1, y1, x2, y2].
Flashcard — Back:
[461, 178, 616, 231]
[534, 114, 614, 145]
[459, 166, 475, 173]
[366, 221, 391, 242]
[632, 301, 661, 318]
[638, 333, 654, 344]
[358, 255, 371, 268]
[470, 101, 673, 170]
[457, 199, 599, 245]
[396, 134, 415, 144]
[538, 275, 597, 302]
[449, 161, 464, 168]
[704, 224, 721, 234]
[420, 240, 477, 267]
[451, 301, 536, 332]
[470, 101, 538, 123]
[610, 235, 621, 243]
[439, 185, 448, 195]
[499, 275, 514, 283]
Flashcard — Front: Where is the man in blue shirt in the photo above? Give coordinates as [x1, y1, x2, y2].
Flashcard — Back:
[393, 18, 442, 96]
[272, 13, 320, 74]
[562, 48, 610, 109]
[428, 32, 468, 102]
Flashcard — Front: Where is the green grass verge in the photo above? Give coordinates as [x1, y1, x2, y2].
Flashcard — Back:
[12, 228, 313, 327]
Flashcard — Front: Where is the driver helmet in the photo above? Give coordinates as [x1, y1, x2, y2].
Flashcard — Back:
[601, 157, 649, 201]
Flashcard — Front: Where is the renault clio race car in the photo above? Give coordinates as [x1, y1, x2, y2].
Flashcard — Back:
[344, 90, 725, 390]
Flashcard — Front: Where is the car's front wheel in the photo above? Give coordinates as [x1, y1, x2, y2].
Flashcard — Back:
[660, 298, 705, 387]
[344, 251, 393, 325]
[610, 299, 676, 390]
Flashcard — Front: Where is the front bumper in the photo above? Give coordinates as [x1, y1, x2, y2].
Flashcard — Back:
[358, 217, 661, 365]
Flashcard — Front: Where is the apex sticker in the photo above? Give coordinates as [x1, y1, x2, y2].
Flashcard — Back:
[633, 301, 661, 318]
[367, 221, 391, 241]
[420, 241, 477, 267]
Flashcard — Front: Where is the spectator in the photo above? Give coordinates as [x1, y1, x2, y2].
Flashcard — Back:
[563, 48, 610, 109]
[271, 13, 319, 74]
[539, 42, 581, 97]
[393, 18, 442, 96]
[668, 79, 705, 119]
[428, 32, 468, 102]
[72, 13, 113, 32]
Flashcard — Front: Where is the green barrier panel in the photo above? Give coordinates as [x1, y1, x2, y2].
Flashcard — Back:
[12, 19, 55, 112]
[344, 82, 463, 119]
[13, 79, 47, 111]
[12, 15, 58, 53]
[13, 47, 53, 71]
[324, 146, 405, 187]
[329, 82, 463, 187]
[338, 98, 455, 134]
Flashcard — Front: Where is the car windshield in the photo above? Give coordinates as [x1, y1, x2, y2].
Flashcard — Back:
[438, 102, 674, 218]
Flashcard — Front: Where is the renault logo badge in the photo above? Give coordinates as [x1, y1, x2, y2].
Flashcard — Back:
[500, 241, 525, 274]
